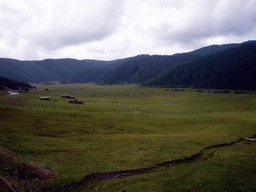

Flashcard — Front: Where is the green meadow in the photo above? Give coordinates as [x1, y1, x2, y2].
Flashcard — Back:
[1, 84, 256, 191]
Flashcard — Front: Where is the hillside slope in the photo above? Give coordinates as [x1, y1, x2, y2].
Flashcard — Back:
[142, 42, 256, 90]
[97, 54, 197, 85]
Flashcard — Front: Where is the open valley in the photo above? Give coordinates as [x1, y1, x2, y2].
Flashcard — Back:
[0, 84, 256, 191]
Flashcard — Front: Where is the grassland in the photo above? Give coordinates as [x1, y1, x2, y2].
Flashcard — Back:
[0, 84, 256, 191]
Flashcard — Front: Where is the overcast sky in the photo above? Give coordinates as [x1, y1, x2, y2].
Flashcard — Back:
[1, 0, 256, 61]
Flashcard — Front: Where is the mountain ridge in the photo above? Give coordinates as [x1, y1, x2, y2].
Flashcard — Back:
[0, 40, 255, 90]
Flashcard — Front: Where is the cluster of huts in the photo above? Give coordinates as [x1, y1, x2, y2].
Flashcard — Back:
[40, 94, 84, 104]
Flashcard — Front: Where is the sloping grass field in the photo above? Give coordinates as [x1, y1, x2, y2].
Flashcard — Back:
[0, 84, 256, 191]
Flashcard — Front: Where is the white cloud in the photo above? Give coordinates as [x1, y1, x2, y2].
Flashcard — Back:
[0, 0, 255, 60]
[23, 0, 125, 51]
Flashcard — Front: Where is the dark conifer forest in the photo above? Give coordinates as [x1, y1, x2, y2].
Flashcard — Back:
[142, 42, 256, 90]
[0, 76, 33, 90]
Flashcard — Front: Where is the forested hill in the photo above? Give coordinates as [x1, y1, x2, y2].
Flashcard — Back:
[142, 42, 256, 90]
[68, 42, 250, 84]
[97, 53, 198, 85]
[0, 76, 33, 90]
[97, 41, 255, 88]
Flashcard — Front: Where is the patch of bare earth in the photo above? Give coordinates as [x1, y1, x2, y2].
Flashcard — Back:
[27, 88, 46, 93]
[0, 175, 15, 192]
[0, 146, 58, 192]
[0, 98, 23, 105]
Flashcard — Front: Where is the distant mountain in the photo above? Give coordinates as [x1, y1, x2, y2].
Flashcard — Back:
[0, 58, 109, 83]
[67, 56, 147, 83]
[142, 41, 256, 90]
[0, 40, 255, 90]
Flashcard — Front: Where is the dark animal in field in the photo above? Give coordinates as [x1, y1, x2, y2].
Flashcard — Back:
[69, 100, 84, 104]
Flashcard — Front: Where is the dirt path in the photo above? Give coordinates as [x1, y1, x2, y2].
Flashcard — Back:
[42, 134, 256, 192]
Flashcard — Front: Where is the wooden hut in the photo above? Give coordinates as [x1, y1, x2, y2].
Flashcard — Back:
[40, 97, 50, 101]
[61, 94, 75, 99]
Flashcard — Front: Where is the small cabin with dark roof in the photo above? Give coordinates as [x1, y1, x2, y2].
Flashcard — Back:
[61, 94, 75, 99]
